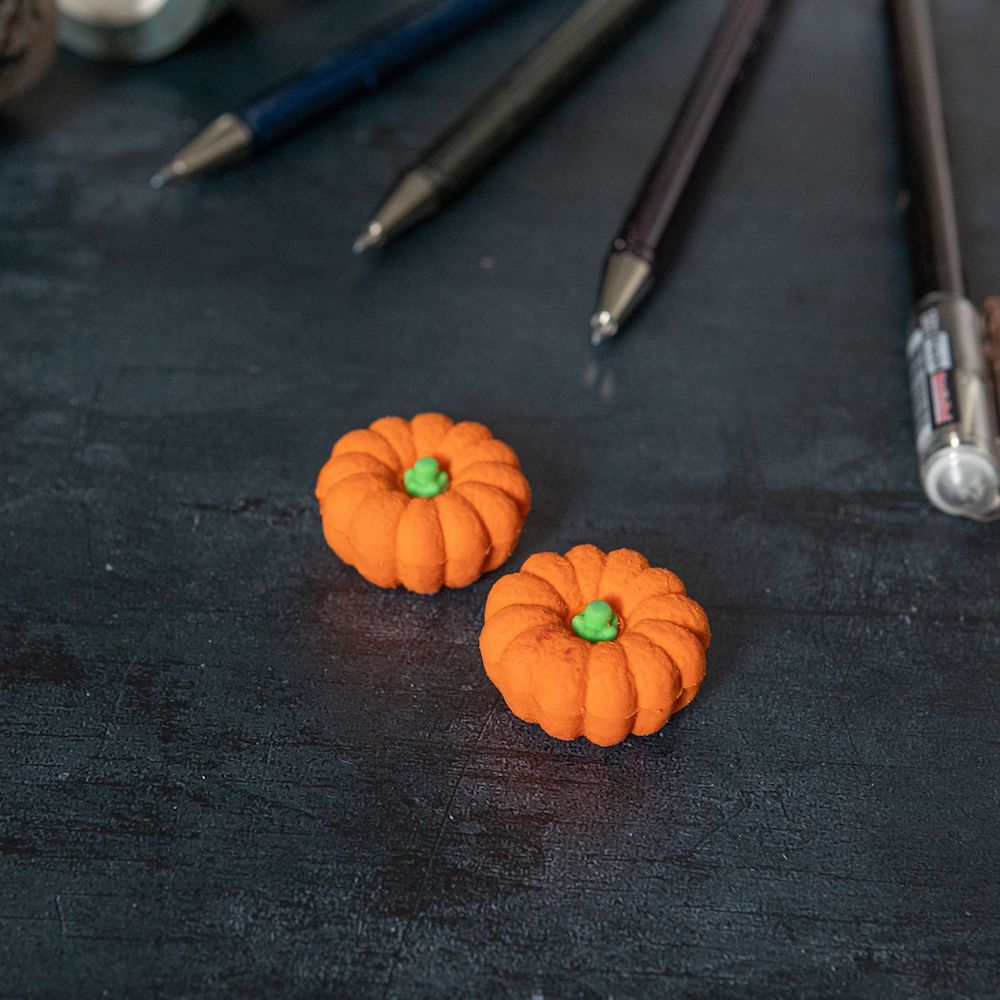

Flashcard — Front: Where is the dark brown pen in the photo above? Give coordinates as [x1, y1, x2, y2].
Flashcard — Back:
[591, 0, 775, 343]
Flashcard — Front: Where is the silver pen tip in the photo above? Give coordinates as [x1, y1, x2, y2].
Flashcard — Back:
[149, 163, 181, 189]
[353, 222, 385, 254]
[590, 311, 619, 346]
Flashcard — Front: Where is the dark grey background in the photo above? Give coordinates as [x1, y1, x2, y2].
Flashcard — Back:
[2, 0, 998, 997]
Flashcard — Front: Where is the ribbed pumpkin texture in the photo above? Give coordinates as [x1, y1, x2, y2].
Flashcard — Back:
[315, 413, 531, 593]
[480, 545, 710, 746]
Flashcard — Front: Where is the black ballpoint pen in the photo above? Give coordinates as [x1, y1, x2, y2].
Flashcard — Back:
[590, 0, 775, 344]
[354, 0, 666, 253]
[888, 0, 1000, 520]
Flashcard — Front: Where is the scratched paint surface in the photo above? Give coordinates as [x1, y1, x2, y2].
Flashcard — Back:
[2, 1, 999, 997]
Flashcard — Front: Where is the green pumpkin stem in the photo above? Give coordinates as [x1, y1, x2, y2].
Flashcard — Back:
[572, 600, 619, 643]
[404, 456, 449, 498]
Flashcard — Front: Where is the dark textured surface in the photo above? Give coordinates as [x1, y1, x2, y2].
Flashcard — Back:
[2, 1, 999, 997]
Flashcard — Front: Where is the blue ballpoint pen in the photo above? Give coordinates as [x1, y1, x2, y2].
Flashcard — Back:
[150, 0, 525, 187]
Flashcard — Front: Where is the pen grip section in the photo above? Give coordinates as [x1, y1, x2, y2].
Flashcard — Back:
[909, 293, 1000, 521]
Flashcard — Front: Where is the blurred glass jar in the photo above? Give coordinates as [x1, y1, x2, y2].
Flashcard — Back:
[56, 0, 231, 62]
[0, 0, 57, 106]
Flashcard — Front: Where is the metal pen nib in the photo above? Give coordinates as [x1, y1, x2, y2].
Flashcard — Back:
[590, 249, 654, 343]
[149, 165, 178, 190]
[352, 223, 385, 254]
[150, 113, 253, 188]
[353, 168, 440, 251]
[590, 311, 619, 345]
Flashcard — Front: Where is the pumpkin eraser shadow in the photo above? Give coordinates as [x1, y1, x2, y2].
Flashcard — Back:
[315, 413, 531, 594]
[479, 545, 710, 746]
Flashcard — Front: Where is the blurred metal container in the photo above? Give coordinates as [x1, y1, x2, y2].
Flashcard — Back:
[0, 0, 57, 106]
[56, 0, 231, 62]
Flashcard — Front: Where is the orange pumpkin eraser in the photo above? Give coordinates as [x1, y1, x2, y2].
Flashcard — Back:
[480, 545, 710, 746]
[315, 413, 531, 593]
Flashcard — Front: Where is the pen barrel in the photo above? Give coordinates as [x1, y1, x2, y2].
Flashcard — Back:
[907, 292, 1000, 521]
[619, 0, 773, 258]
[888, 0, 964, 298]
[422, 0, 663, 190]
[242, 0, 518, 147]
